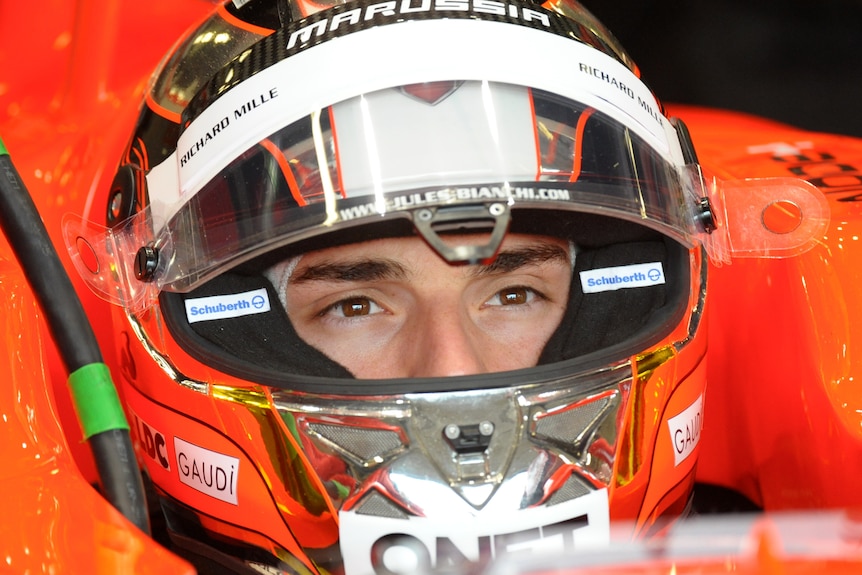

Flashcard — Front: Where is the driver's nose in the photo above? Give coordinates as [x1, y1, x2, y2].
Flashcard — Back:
[404, 305, 487, 378]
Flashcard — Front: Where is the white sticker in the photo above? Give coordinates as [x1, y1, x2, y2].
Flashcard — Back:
[667, 394, 704, 467]
[174, 437, 240, 505]
[579, 262, 665, 294]
[184, 288, 271, 323]
[339, 488, 610, 575]
[154, 16, 677, 231]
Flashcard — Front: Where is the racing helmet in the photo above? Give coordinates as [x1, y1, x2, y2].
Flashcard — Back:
[62, 0, 825, 573]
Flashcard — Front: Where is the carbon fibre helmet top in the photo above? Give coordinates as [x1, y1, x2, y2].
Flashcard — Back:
[68, 1, 720, 573]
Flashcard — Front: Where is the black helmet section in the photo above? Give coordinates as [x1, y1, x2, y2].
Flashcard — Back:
[160, 208, 689, 393]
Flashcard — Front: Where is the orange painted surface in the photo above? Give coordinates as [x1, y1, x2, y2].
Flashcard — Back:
[3, 1, 862, 572]
[0, 2, 213, 573]
[671, 104, 862, 511]
[0, 257, 194, 573]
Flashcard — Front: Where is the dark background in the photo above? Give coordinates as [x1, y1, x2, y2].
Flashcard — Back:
[585, 0, 862, 137]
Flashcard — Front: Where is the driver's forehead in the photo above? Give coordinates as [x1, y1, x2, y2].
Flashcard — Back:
[292, 233, 572, 274]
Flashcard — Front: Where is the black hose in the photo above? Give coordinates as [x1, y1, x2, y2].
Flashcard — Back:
[0, 137, 150, 535]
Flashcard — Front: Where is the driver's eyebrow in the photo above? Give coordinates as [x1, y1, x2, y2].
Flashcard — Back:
[290, 259, 408, 284]
[471, 243, 570, 276]
[290, 243, 569, 284]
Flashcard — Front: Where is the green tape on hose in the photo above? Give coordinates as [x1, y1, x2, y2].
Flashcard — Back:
[68, 363, 130, 438]
[0, 135, 8, 156]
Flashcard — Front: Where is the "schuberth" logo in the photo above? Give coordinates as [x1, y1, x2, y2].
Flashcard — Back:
[579, 262, 665, 294]
[184, 288, 271, 323]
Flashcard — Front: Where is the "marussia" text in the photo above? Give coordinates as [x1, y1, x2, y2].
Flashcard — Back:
[287, 0, 551, 50]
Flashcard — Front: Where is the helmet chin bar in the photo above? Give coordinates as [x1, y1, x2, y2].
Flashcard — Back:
[268, 369, 625, 574]
[272, 366, 625, 513]
[411, 202, 511, 265]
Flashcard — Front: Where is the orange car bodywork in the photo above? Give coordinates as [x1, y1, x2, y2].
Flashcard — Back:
[2, 1, 862, 573]
[688, 106, 862, 511]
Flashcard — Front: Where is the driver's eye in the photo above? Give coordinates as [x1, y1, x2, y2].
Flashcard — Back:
[486, 287, 540, 307]
[338, 297, 375, 317]
[501, 288, 529, 305]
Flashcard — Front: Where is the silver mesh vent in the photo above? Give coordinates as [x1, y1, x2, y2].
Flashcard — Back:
[534, 397, 610, 445]
[546, 473, 592, 506]
[307, 423, 404, 464]
[355, 490, 411, 519]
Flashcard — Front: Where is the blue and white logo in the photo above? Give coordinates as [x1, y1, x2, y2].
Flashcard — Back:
[185, 288, 271, 323]
[579, 262, 665, 294]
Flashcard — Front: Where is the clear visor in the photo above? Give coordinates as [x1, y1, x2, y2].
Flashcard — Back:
[66, 81, 708, 309]
[65, 81, 828, 311]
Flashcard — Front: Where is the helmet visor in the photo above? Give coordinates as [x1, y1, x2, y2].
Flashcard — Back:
[140, 81, 697, 386]
[143, 81, 695, 297]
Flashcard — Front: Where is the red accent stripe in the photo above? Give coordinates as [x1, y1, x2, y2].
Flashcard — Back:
[217, 4, 276, 37]
[145, 91, 181, 124]
[569, 107, 596, 183]
[260, 138, 306, 207]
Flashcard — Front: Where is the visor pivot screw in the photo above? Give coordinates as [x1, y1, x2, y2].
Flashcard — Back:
[488, 203, 505, 216]
[416, 208, 434, 222]
[696, 197, 717, 233]
[479, 420, 495, 436]
[444, 424, 461, 440]
[134, 246, 159, 282]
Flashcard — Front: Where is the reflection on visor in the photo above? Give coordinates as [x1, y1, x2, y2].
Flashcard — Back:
[63, 81, 828, 312]
[154, 83, 696, 294]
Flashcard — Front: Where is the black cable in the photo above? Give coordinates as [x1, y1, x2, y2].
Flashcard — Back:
[0, 137, 150, 535]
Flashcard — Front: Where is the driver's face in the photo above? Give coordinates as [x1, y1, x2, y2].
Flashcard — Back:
[283, 233, 572, 378]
